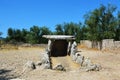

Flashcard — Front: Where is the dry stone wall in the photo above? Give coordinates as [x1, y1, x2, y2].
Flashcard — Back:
[80, 39, 120, 51]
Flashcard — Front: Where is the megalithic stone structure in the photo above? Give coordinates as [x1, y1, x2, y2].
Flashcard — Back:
[43, 35, 75, 57]
[42, 35, 101, 71]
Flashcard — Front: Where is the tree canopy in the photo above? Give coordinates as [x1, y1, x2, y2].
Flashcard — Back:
[84, 4, 117, 41]
[4, 4, 120, 44]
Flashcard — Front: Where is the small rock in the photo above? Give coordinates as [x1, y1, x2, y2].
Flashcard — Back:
[95, 64, 102, 71]
[85, 64, 97, 72]
[53, 64, 66, 71]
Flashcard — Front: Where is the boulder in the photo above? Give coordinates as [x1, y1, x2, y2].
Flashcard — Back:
[85, 64, 97, 72]
[43, 63, 51, 69]
[37, 51, 51, 69]
[53, 64, 66, 71]
[72, 54, 77, 61]
[23, 61, 36, 73]
[82, 57, 92, 67]
[81, 58, 102, 71]
[75, 53, 84, 65]
[85, 64, 102, 72]
[39, 52, 50, 64]
[36, 62, 51, 69]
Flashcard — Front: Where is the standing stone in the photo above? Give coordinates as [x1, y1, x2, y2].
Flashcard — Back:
[47, 39, 52, 52]
[75, 53, 84, 66]
[67, 41, 72, 54]
[70, 41, 77, 61]
[40, 52, 50, 64]
[38, 51, 51, 69]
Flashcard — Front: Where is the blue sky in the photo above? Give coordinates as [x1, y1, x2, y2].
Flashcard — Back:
[0, 0, 120, 37]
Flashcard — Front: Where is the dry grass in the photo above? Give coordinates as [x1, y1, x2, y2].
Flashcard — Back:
[78, 44, 99, 51]
[51, 56, 80, 71]
[0, 44, 19, 50]
[0, 45, 120, 80]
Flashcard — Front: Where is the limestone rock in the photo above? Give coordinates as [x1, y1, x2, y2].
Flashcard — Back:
[72, 55, 77, 61]
[82, 57, 92, 67]
[38, 51, 51, 69]
[75, 53, 84, 65]
[43, 63, 51, 69]
[81, 58, 102, 71]
[23, 61, 36, 73]
[47, 40, 52, 52]
[40, 52, 50, 64]
[85, 64, 102, 72]
[95, 64, 102, 71]
[70, 41, 78, 61]
[53, 64, 66, 71]
[67, 41, 72, 54]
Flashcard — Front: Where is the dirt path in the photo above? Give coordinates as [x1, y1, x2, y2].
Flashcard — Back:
[51, 56, 80, 71]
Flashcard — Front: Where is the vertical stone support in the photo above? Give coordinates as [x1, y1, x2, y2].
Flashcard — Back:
[70, 41, 78, 61]
[43, 39, 52, 69]
[47, 39, 52, 52]
[67, 41, 72, 55]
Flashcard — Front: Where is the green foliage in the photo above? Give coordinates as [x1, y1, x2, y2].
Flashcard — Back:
[54, 22, 82, 43]
[84, 4, 117, 41]
[80, 25, 89, 40]
[21, 29, 28, 42]
[55, 24, 64, 35]
[40, 26, 52, 43]
[25, 32, 36, 44]
[5, 4, 120, 44]
[115, 11, 120, 40]
[6, 26, 51, 44]
[29, 26, 41, 43]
